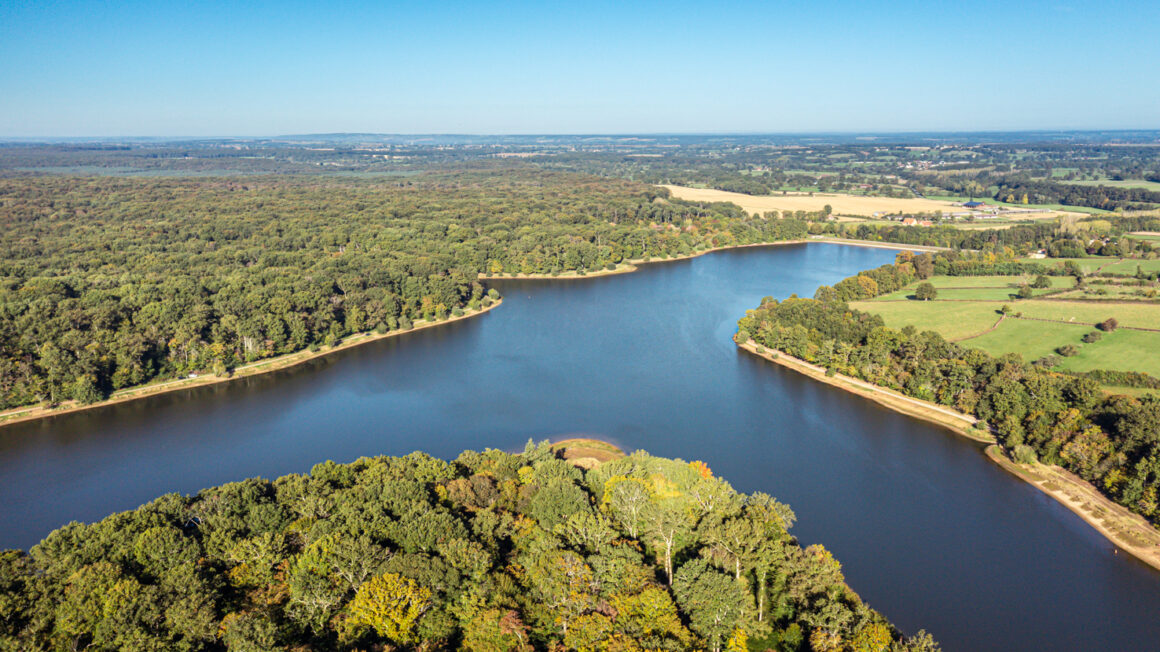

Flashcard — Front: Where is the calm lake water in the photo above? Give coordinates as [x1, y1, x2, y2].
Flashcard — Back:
[2, 243, 1158, 650]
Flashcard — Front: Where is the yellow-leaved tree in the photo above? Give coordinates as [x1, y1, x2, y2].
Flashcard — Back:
[347, 572, 431, 643]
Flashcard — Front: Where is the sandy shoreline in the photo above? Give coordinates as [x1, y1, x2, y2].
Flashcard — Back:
[738, 339, 1160, 572]
[0, 300, 503, 430]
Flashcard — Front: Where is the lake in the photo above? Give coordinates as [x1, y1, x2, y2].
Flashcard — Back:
[1, 243, 1158, 650]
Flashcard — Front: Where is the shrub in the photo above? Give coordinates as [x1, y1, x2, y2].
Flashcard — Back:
[1033, 355, 1060, 368]
[1017, 285, 1034, 299]
[1057, 344, 1080, 357]
[1096, 318, 1118, 332]
[452, 307, 464, 318]
[913, 282, 937, 301]
[1031, 274, 1052, 289]
[1082, 331, 1102, 343]
[1013, 444, 1038, 464]
[825, 367, 836, 377]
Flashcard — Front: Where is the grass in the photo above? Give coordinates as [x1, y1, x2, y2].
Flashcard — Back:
[1066, 178, 1160, 192]
[848, 300, 1004, 340]
[966, 321, 1160, 378]
[1013, 299, 1160, 329]
[870, 275, 1070, 301]
[1104, 385, 1160, 399]
[1095, 258, 1160, 276]
[1047, 257, 1160, 278]
[852, 289, 1160, 381]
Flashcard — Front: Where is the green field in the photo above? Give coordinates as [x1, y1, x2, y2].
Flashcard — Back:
[871, 275, 1071, 302]
[1011, 299, 1159, 329]
[849, 299, 1005, 340]
[1042, 257, 1160, 276]
[852, 281, 1160, 383]
[965, 320, 1160, 378]
[1067, 178, 1160, 192]
[1097, 258, 1160, 276]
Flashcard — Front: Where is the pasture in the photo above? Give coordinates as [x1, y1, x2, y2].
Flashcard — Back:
[852, 280, 1160, 382]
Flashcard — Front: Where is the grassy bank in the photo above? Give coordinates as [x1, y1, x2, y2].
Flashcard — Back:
[0, 300, 503, 429]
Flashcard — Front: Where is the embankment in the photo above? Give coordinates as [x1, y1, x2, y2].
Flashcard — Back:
[738, 338, 1160, 572]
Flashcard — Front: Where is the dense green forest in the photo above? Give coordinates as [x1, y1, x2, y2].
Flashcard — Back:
[0, 443, 938, 651]
[0, 171, 808, 409]
[737, 252, 1160, 525]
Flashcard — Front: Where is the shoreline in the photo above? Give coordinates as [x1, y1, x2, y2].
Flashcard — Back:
[479, 239, 810, 280]
[0, 299, 503, 430]
[1, 237, 923, 428]
[737, 338, 1160, 572]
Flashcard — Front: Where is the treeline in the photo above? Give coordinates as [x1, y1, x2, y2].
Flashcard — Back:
[812, 218, 1158, 260]
[0, 443, 938, 651]
[810, 220, 1070, 254]
[0, 171, 807, 409]
[738, 252, 1160, 526]
[993, 180, 1160, 211]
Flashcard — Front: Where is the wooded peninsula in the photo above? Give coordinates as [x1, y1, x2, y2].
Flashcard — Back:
[0, 441, 938, 651]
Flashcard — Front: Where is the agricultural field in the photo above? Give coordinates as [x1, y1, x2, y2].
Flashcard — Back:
[662, 185, 963, 217]
[847, 299, 1005, 340]
[1128, 231, 1160, 244]
[852, 277, 1160, 384]
[1042, 257, 1160, 276]
[1066, 178, 1160, 192]
[872, 275, 1071, 301]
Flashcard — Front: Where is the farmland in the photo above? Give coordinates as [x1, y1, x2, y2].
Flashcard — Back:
[663, 184, 963, 217]
[851, 276, 1160, 390]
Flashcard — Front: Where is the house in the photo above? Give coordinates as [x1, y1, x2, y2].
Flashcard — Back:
[901, 218, 933, 227]
[963, 200, 986, 209]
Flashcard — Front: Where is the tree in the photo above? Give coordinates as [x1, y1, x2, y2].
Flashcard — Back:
[602, 476, 652, 539]
[644, 494, 695, 586]
[347, 572, 431, 644]
[1031, 274, 1051, 289]
[913, 283, 937, 301]
[672, 559, 750, 652]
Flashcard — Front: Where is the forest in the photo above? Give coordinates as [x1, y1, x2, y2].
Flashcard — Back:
[0, 443, 938, 651]
[0, 171, 807, 409]
[737, 252, 1160, 526]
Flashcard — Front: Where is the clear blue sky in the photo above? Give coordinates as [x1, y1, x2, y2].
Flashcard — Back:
[2, 0, 1158, 137]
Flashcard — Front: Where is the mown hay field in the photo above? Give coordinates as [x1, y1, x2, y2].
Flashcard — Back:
[662, 185, 963, 217]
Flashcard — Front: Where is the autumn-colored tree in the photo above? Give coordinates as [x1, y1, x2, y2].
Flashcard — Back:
[347, 572, 431, 643]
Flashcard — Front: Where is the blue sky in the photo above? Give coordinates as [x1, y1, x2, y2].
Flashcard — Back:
[2, 0, 1158, 136]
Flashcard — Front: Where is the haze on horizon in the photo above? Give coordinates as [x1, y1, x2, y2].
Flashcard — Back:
[2, 0, 1158, 138]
